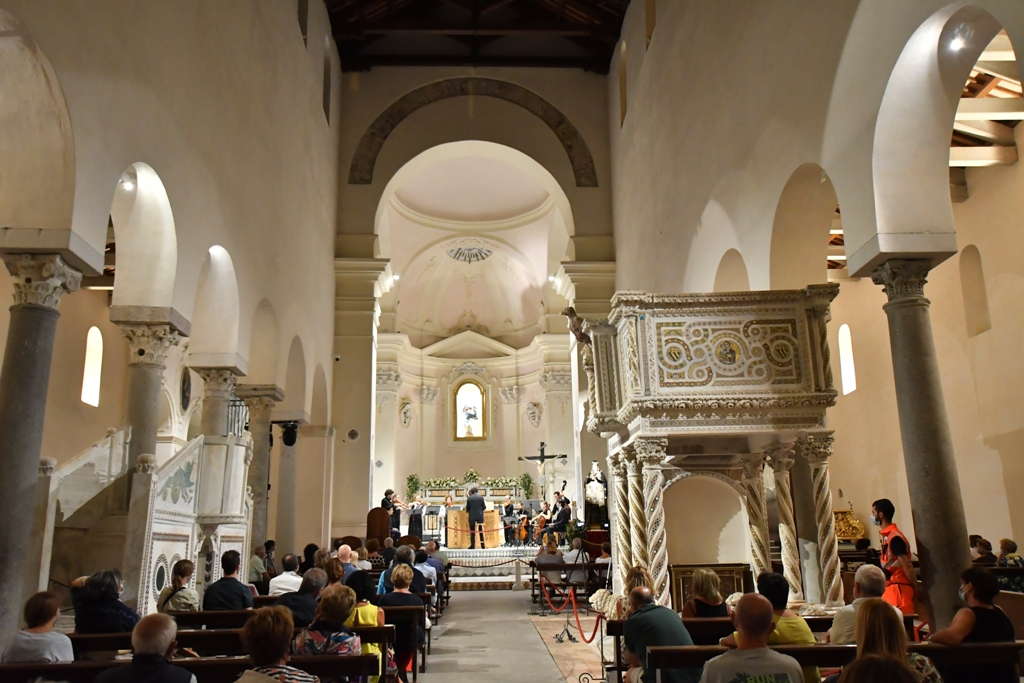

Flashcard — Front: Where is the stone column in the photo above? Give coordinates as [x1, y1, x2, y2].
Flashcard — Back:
[636, 438, 671, 607]
[799, 432, 843, 606]
[194, 368, 239, 437]
[767, 444, 805, 602]
[0, 254, 80, 636]
[741, 455, 772, 580]
[871, 259, 970, 626]
[623, 446, 649, 570]
[607, 452, 632, 592]
[115, 322, 182, 506]
[235, 385, 284, 549]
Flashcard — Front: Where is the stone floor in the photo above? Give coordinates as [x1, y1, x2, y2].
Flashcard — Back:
[421, 589, 604, 682]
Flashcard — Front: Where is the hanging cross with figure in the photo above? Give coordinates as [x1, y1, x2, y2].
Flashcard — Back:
[519, 441, 567, 502]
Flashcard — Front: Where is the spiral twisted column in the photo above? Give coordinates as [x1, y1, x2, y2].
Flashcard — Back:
[624, 446, 650, 571]
[607, 452, 633, 591]
[767, 444, 804, 602]
[741, 455, 772, 580]
[800, 432, 843, 606]
[636, 438, 670, 606]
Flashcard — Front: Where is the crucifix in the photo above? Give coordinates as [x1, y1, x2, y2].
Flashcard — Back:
[519, 441, 567, 502]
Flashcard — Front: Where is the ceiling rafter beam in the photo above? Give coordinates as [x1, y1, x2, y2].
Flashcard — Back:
[956, 97, 1024, 120]
[949, 145, 1018, 166]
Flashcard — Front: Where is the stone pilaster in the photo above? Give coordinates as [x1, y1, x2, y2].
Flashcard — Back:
[0, 254, 80, 636]
[741, 455, 772, 581]
[235, 384, 284, 548]
[767, 444, 804, 602]
[799, 432, 843, 606]
[635, 438, 670, 606]
[871, 259, 970, 626]
[607, 452, 632, 593]
[122, 454, 158, 610]
[623, 446, 649, 572]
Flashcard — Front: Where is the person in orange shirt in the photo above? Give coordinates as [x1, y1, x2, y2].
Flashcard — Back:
[872, 498, 917, 614]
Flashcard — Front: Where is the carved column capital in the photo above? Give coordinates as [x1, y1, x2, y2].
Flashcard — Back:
[135, 453, 157, 474]
[120, 323, 182, 367]
[236, 384, 285, 419]
[633, 438, 669, 468]
[870, 259, 931, 302]
[766, 443, 797, 473]
[607, 452, 628, 478]
[38, 456, 57, 477]
[741, 453, 767, 480]
[194, 367, 238, 399]
[3, 254, 82, 309]
[798, 432, 835, 465]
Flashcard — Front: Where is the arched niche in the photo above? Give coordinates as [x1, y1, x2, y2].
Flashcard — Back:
[663, 475, 750, 565]
[109, 162, 178, 307]
[310, 365, 329, 426]
[188, 245, 241, 360]
[245, 299, 281, 385]
[0, 10, 75, 231]
[713, 249, 751, 292]
[279, 336, 307, 419]
[769, 163, 841, 289]
[452, 378, 488, 441]
[959, 245, 992, 337]
[683, 199, 743, 292]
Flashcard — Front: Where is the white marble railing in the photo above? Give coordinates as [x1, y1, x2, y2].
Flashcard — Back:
[52, 427, 131, 520]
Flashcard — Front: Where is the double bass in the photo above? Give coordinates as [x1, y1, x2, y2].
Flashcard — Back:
[531, 507, 549, 544]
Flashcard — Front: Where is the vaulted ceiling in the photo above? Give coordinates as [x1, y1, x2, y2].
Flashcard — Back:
[326, 0, 629, 73]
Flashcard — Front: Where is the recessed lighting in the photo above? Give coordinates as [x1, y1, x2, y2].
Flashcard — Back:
[950, 37, 965, 52]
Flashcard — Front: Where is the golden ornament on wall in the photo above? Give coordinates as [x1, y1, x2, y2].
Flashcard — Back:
[834, 505, 866, 541]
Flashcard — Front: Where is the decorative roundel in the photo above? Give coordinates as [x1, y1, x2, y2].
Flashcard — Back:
[152, 554, 170, 602]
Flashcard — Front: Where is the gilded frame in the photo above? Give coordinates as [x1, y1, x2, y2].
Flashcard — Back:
[452, 378, 488, 441]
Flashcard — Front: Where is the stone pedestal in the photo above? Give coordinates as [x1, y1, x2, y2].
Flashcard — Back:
[872, 259, 971, 627]
[0, 254, 80, 636]
[799, 432, 843, 606]
[236, 385, 284, 548]
[768, 444, 805, 602]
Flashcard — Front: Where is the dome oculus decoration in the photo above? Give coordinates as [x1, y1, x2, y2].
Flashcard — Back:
[447, 245, 493, 263]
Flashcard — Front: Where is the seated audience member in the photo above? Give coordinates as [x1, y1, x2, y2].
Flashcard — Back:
[268, 553, 302, 596]
[683, 568, 729, 621]
[828, 564, 890, 644]
[837, 655, 918, 683]
[203, 550, 254, 610]
[931, 567, 1016, 683]
[264, 540, 279, 577]
[299, 543, 320, 574]
[355, 546, 373, 571]
[722, 572, 817, 683]
[700, 593, 802, 683]
[624, 586, 698, 683]
[238, 606, 319, 683]
[277, 568, 327, 628]
[325, 557, 346, 586]
[842, 598, 940, 682]
[336, 545, 359, 581]
[365, 538, 385, 570]
[972, 538, 998, 566]
[381, 537, 396, 567]
[313, 547, 332, 573]
[605, 566, 655, 621]
[413, 549, 437, 587]
[969, 534, 984, 561]
[997, 538, 1023, 567]
[245, 548, 266, 585]
[423, 541, 445, 591]
[344, 570, 386, 675]
[535, 534, 565, 590]
[426, 539, 448, 565]
[293, 583, 362, 659]
[377, 546, 427, 595]
[594, 542, 612, 585]
[2, 591, 73, 663]
[70, 569, 140, 633]
[562, 537, 591, 586]
[379, 564, 426, 682]
[95, 613, 196, 683]
[156, 559, 199, 613]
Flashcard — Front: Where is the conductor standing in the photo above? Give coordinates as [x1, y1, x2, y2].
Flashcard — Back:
[466, 486, 487, 549]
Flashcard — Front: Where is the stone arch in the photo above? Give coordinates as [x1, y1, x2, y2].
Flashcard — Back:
[279, 336, 307, 420]
[310, 365, 329, 425]
[188, 245, 240, 360]
[713, 249, 751, 292]
[109, 162, 178, 308]
[0, 9, 75, 231]
[662, 472, 750, 565]
[683, 199, 742, 292]
[769, 163, 841, 288]
[348, 77, 598, 187]
[245, 299, 280, 385]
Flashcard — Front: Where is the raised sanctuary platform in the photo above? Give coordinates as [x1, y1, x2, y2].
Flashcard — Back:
[446, 546, 535, 591]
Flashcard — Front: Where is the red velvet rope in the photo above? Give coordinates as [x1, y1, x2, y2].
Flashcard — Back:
[569, 589, 604, 644]
[538, 576, 574, 612]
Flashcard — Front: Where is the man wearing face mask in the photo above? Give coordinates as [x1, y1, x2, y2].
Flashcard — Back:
[872, 498, 916, 614]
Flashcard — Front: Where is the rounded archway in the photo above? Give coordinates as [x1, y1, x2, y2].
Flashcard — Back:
[188, 245, 241, 361]
[663, 475, 750, 565]
[245, 299, 281, 385]
[769, 163, 843, 289]
[713, 249, 751, 292]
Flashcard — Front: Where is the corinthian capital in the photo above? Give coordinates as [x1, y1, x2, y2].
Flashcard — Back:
[633, 438, 669, 467]
[3, 254, 82, 309]
[797, 431, 835, 465]
[741, 454, 767, 480]
[607, 452, 628, 477]
[870, 259, 931, 301]
[235, 384, 285, 419]
[194, 367, 239, 399]
[121, 324, 182, 366]
[765, 443, 797, 473]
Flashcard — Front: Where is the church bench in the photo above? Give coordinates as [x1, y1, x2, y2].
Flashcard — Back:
[169, 609, 255, 629]
[381, 604, 428, 681]
[69, 625, 396, 658]
[254, 594, 278, 607]
[528, 561, 610, 603]
[0, 653, 380, 683]
[644, 641, 1024, 681]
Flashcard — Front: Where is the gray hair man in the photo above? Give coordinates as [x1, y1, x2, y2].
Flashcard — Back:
[827, 564, 894, 644]
[96, 613, 196, 682]
[277, 567, 327, 628]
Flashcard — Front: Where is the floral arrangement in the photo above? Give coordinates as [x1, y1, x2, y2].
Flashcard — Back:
[463, 468, 480, 483]
[405, 473, 421, 500]
[423, 476, 458, 489]
[482, 476, 518, 489]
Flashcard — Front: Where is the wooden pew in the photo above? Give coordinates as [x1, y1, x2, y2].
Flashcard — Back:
[382, 604, 427, 682]
[0, 653, 380, 683]
[169, 609, 255, 629]
[69, 625, 396, 658]
[254, 594, 278, 607]
[644, 641, 1024, 682]
[529, 560, 610, 603]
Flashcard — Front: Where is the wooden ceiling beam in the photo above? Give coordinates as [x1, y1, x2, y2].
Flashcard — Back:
[339, 53, 605, 71]
[975, 60, 1020, 83]
[980, 33, 1015, 61]
[956, 97, 1024, 120]
[953, 118, 1016, 145]
[949, 145, 1018, 167]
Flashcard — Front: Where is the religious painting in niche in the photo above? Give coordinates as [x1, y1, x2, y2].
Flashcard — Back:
[453, 379, 487, 441]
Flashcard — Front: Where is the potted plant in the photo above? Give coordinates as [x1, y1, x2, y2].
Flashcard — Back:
[405, 473, 421, 501]
[518, 472, 535, 499]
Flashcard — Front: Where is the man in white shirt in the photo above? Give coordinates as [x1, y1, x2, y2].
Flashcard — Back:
[827, 563, 896, 644]
[267, 553, 302, 596]
[699, 593, 803, 683]
[561, 537, 590, 586]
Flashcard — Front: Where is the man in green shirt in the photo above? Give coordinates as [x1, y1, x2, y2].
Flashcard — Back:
[623, 586, 700, 683]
